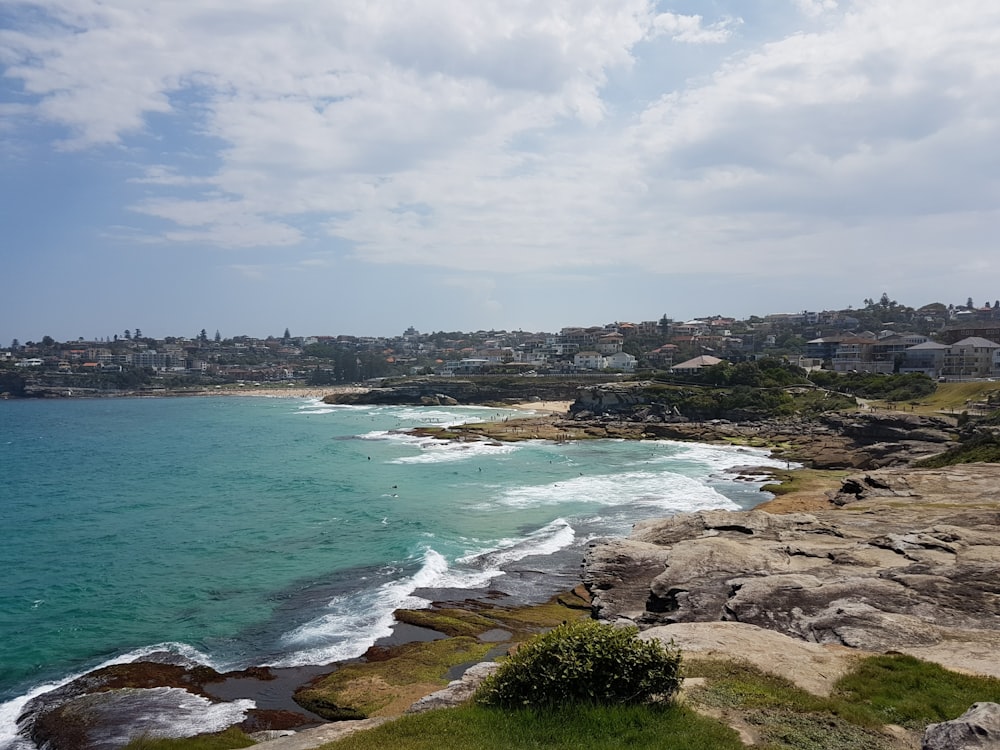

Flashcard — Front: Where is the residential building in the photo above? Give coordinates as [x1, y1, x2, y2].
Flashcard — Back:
[832, 338, 890, 373]
[646, 344, 678, 367]
[574, 351, 606, 370]
[604, 352, 637, 372]
[131, 351, 173, 370]
[900, 341, 949, 378]
[941, 321, 1000, 344]
[942, 337, 1000, 379]
[596, 333, 624, 354]
[670, 355, 723, 375]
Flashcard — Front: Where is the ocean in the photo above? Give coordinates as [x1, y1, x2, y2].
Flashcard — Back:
[0, 396, 786, 747]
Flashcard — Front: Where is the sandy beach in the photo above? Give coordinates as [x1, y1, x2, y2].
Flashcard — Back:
[509, 400, 574, 414]
[218, 387, 575, 415]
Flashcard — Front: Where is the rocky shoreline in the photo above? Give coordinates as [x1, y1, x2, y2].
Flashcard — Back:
[15, 391, 1000, 749]
[586, 464, 1000, 673]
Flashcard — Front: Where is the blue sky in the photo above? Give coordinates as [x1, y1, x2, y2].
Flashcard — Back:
[2, 0, 999, 343]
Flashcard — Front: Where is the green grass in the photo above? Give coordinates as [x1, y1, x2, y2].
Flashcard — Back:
[122, 728, 255, 750]
[684, 654, 1000, 749]
[295, 636, 494, 719]
[319, 704, 745, 750]
[393, 607, 501, 637]
[832, 653, 1000, 729]
[759, 468, 850, 497]
[912, 381, 1000, 414]
[121, 652, 1000, 750]
[916, 429, 1000, 467]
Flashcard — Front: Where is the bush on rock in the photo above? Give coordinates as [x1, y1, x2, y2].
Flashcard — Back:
[474, 620, 681, 709]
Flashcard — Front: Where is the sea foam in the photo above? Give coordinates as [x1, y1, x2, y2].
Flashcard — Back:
[271, 548, 450, 667]
[0, 642, 227, 750]
[389, 438, 518, 464]
[441, 518, 577, 589]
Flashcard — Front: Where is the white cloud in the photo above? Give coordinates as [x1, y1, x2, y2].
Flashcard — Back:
[3, 0, 1000, 292]
[650, 12, 742, 44]
[793, 0, 839, 18]
[133, 197, 303, 248]
[128, 166, 211, 187]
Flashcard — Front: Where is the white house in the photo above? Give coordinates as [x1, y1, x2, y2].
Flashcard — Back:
[943, 337, 1000, 379]
[604, 352, 637, 372]
[574, 351, 606, 370]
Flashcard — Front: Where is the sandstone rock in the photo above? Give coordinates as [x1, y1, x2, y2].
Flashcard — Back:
[583, 538, 673, 623]
[405, 662, 500, 713]
[583, 466, 1000, 678]
[250, 718, 390, 749]
[640, 621, 861, 696]
[922, 702, 1000, 749]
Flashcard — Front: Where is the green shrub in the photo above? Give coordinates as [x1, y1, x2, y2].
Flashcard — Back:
[917, 429, 1000, 467]
[474, 620, 681, 709]
[808, 371, 936, 401]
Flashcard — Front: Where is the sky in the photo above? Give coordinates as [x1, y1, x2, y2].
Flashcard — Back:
[2, 0, 999, 343]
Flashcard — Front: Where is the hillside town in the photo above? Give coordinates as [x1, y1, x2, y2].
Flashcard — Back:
[4, 295, 1000, 397]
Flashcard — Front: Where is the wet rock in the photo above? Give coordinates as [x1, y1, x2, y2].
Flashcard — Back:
[23, 686, 254, 750]
[15, 659, 309, 750]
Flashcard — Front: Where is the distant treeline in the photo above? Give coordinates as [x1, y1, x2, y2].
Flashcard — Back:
[807, 370, 937, 402]
[645, 360, 937, 420]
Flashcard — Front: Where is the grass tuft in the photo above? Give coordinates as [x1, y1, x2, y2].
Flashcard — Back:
[122, 728, 254, 749]
[320, 704, 745, 750]
[832, 653, 1000, 729]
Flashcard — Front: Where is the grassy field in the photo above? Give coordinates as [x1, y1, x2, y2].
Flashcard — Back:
[892, 381, 1000, 415]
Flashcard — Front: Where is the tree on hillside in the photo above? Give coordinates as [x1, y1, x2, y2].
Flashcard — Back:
[214, 330, 221, 343]
[283, 328, 291, 340]
[41, 335, 54, 347]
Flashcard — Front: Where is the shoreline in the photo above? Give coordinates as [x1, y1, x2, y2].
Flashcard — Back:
[181, 411, 794, 734]
[6, 399, 916, 749]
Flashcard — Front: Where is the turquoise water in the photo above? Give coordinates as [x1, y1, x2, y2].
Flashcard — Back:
[0, 396, 784, 746]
